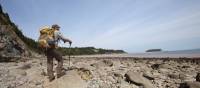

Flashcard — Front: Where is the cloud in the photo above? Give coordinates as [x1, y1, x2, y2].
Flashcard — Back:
[85, 3, 200, 52]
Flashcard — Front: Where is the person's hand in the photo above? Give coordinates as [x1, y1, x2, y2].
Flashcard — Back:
[64, 40, 72, 44]
[69, 41, 72, 45]
[63, 40, 67, 43]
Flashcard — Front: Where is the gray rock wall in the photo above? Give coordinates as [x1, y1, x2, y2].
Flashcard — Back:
[0, 4, 31, 61]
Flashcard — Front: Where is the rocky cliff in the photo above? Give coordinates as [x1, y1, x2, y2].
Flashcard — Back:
[0, 4, 31, 61]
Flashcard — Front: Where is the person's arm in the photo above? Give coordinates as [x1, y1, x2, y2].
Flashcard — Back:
[55, 31, 72, 44]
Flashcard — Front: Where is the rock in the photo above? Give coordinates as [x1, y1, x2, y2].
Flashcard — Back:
[118, 81, 138, 88]
[91, 60, 113, 68]
[7, 84, 15, 88]
[41, 69, 47, 76]
[143, 73, 155, 80]
[65, 66, 78, 71]
[87, 79, 102, 88]
[106, 76, 116, 83]
[18, 63, 31, 70]
[44, 70, 87, 88]
[113, 72, 123, 83]
[0, 43, 6, 49]
[158, 68, 169, 74]
[151, 64, 161, 70]
[182, 65, 191, 68]
[179, 81, 200, 88]
[77, 68, 93, 81]
[114, 72, 123, 78]
[196, 73, 200, 82]
[35, 81, 42, 85]
[124, 70, 154, 88]
[168, 73, 179, 79]
[20, 71, 27, 76]
[9, 69, 27, 77]
[179, 73, 187, 80]
[151, 63, 173, 70]
[15, 77, 28, 86]
[90, 63, 97, 67]
[102, 60, 113, 67]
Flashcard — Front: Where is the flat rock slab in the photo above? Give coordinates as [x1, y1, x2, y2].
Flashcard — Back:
[179, 81, 200, 88]
[44, 70, 87, 88]
[125, 70, 154, 88]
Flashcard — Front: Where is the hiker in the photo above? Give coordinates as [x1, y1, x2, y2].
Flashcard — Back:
[38, 24, 72, 81]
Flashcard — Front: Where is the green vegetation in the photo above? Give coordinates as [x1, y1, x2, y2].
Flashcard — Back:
[11, 25, 40, 53]
[58, 47, 126, 55]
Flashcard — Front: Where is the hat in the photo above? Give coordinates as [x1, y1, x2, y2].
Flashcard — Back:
[52, 24, 60, 28]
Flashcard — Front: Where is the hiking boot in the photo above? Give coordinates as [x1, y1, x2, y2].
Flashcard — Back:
[57, 71, 66, 78]
[49, 76, 55, 82]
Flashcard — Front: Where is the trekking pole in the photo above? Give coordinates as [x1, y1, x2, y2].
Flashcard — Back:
[68, 43, 71, 67]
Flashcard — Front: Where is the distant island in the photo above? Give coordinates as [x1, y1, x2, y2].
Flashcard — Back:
[146, 49, 162, 52]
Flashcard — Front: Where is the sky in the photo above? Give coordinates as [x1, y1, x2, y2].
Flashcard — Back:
[1, 0, 200, 53]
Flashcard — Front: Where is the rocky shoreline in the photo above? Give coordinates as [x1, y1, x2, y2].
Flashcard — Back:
[0, 56, 200, 88]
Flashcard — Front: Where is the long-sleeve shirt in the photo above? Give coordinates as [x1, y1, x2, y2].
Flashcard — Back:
[48, 30, 71, 46]
[54, 30, 71, 44]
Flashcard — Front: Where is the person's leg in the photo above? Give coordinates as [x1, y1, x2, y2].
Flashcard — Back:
[46, 49, 55, 81]
[53, 49, 65, 78]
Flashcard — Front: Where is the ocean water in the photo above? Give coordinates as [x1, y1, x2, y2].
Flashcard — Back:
[128, 49, 200, 58]
[75, 49, 200, 58]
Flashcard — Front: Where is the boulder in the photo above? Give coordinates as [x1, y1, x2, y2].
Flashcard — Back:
[124, 70, 154, 88]
[151, 64, 161, 70]
[168, 73, 179, 79]
[143, 72, 155, 80]
[102, 60, 113, 67]
[91, 60, 113, 68]
[113, 72, 123, 83]
[196, 73, 200, 82]
[44, 70, 87, 88]
[179, 81, 200, 88]
[151, 63, 172, 70]
[77, 68, 93, 81]
[182, 65, 191, 68]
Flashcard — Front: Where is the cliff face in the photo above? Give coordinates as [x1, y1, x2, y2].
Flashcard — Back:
[0, 4, 31, 61]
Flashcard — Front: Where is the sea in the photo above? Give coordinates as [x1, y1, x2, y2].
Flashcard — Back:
[75, 49, 200, 58]
[128, 49, 200, 58]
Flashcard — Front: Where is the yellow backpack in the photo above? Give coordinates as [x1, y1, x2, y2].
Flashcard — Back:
[38, 26, 55, 48]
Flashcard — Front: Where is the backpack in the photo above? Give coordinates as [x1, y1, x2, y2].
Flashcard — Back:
[38, 26, 55, 48]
